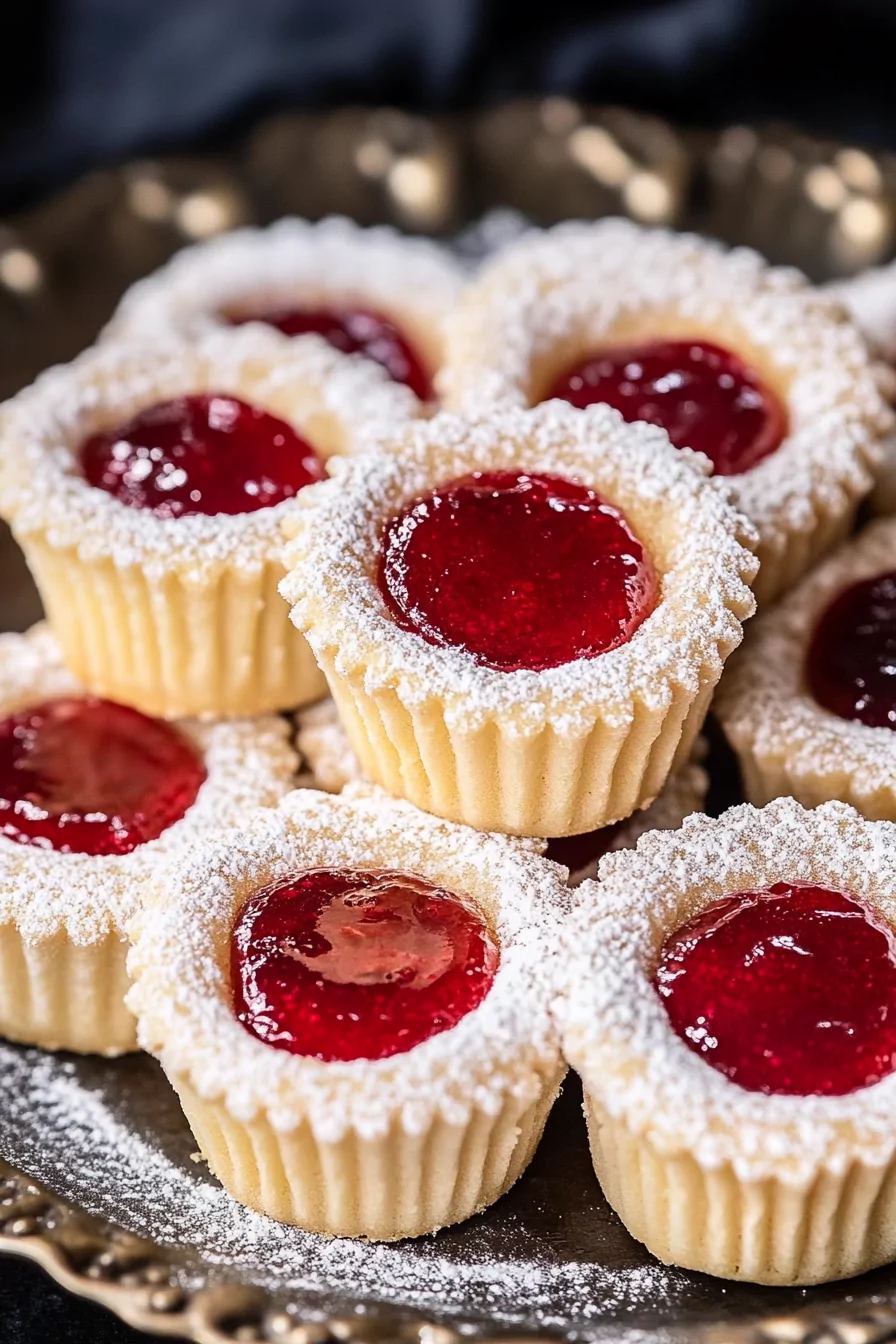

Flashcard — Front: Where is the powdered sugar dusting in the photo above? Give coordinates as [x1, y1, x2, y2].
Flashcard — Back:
[0, 1043, 690, 1337]
[716, 516, 896, 809]
[294, 698, 708, 884]
[828, 262, 896, 362]
[439, 219, 891, 566]
[294, 697, 362, 792]
[562, 798, 896, 1185]
[0, 324, 419, 580]
[127, 788, 570, 1143]
[0, 624, 298, 943]
[103, 216, 462, 359]
[280, 402, 757, 736]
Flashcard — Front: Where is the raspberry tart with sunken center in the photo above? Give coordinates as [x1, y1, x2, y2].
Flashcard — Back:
[560, 797, 896, 1285]
[279, 402, 756, 837]
[296, 698, 709, 886]
[0, 623, 297, 1055]
[126, 786, 569, 1239]
[0, 325, 417, 718]
[104, 217, 462, 402]
[717, 515, 896, 821]
[440, 219, 892, 603]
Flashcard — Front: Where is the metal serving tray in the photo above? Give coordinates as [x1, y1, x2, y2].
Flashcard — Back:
[2, 101, 896, 1343]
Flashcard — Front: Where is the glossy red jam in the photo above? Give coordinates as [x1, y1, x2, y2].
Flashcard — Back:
[655, 883, 896, 1096]
[228, 305, 432, 400]
[80, 393, 325, 518]
[0, 697, 206, 856]
[378, 470, 656, 673]
[546, 339, 786, 477]
[231, 867, 499, 1062]
[806, 571, 896, 729]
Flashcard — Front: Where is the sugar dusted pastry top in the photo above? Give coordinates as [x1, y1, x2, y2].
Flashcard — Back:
[0, 325, 418, 580]
[127, 787, 570, 1143]
[0, 624, 298, 944]
[562, 798, 896, 1185]
[280, 401, 757, 736]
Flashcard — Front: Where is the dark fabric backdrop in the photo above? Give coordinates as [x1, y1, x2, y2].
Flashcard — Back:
[2, 0, 896, 209]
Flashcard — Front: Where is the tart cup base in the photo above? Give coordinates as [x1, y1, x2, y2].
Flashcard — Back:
[174, 1066, 564, 1240]
[728, 738, 896, 822]
[25, 538, 326, 718]
[753, 500, 859, 608]
[321, 654, 712, 837]
[0, 924, 136, 1056]
[584, 1094, 896, 1286]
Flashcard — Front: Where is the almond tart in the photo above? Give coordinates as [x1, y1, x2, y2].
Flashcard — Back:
[279, 401, 756, 837]
[716, 515, 896, 820]
[561, 797, 896, 1285]
[440, 219, 892, 604]
[0, 325, 417, 718]
[104, 216, 463, 402]
[0, 622, 297, 1056]
[126, 786, 569, 1240]
[296, 698, 709, 887]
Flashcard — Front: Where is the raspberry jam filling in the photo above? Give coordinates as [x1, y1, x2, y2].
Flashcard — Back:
[0, 697, 206, 856]
[546, 339, 786, 477]
[655, 883, 896, 1096]
[231, 867, 499, 1062]
[80, 393, 325, 518]
[806, 571, 896, 729]
[378, 470, 657, 673]
[228, 304, 432, 400]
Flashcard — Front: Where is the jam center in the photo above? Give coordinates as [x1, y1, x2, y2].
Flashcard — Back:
[0, 697, 206, 856]
[80, 393, 325, 518]
[231, 867, 499, 1062]
[228, 304, 432, 400]
[546, 339, 786, 476]
[655, 883, 896, 1096]
[378, 470, 657, 673]
[806, 571, 896, 730]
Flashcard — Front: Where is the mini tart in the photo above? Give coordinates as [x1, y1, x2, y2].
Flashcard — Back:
[296, 700, 708, 886]
[0, 623, 297, 1055]
[125, 787, 568, 1240]
[0, 325, 417, 718]
[103, 216, 463, 399]
[279, 402, 756, 837]
[440, 219, 891, 604]
[716, 516, 896, 820]
[827, 264, 896, 515]
[546, 744, 709, 887]
[561, 798, 896, 1285]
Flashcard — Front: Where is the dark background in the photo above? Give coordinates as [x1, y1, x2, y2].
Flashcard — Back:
[2, 1, 895, 1340]
[3, 0, 896, 211]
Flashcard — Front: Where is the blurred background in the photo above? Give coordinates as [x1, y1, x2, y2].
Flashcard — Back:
[3, 0, 896, 210]
[3, 0, 896, 417]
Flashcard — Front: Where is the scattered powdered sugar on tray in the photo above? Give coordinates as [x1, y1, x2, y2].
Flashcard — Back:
[0, 1042, 693, 1336]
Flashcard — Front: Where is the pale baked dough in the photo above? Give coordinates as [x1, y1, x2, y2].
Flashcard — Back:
[126, 786, 569, 1239]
